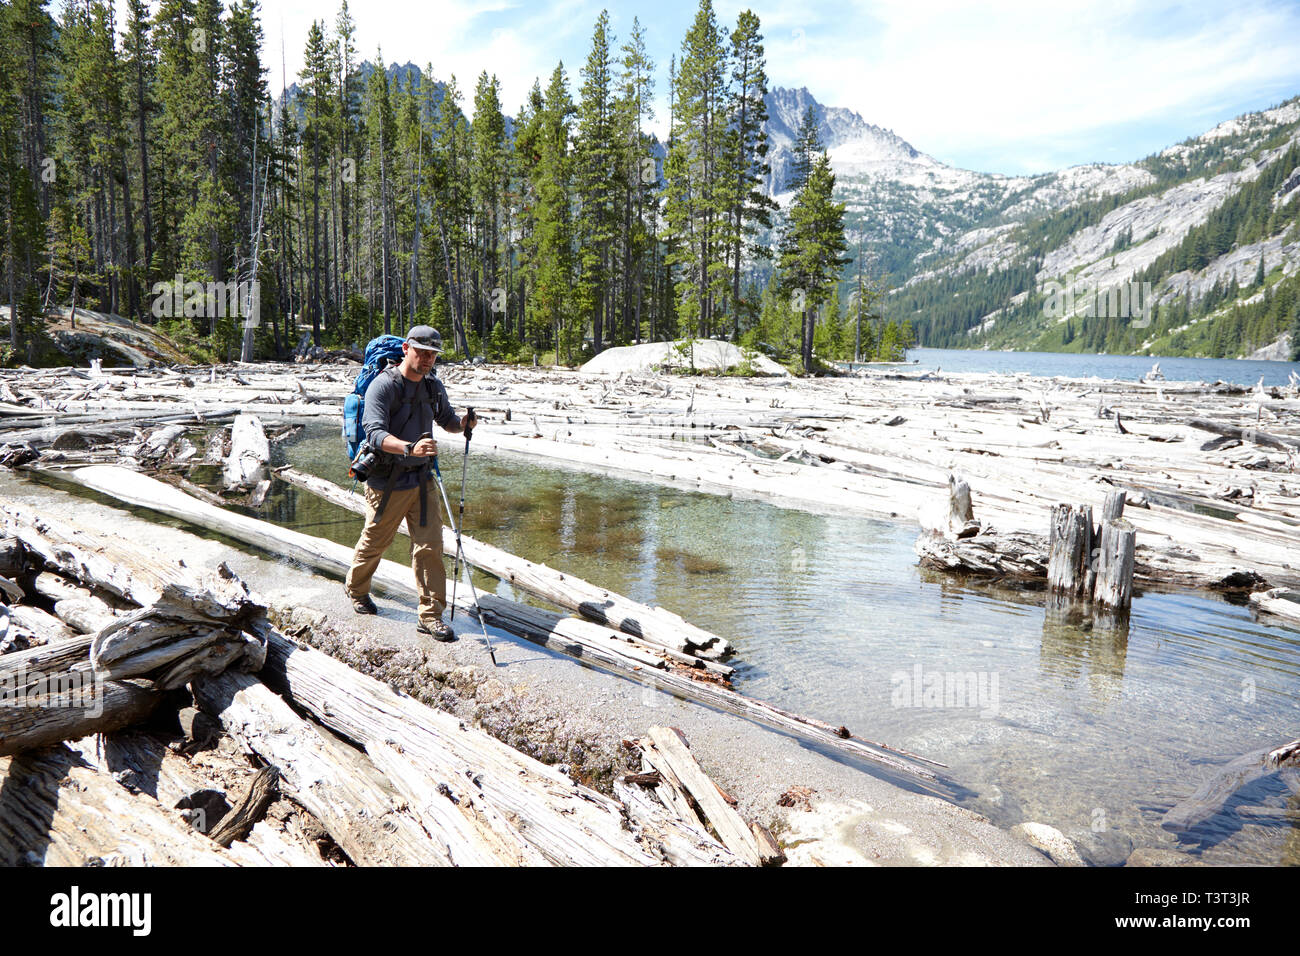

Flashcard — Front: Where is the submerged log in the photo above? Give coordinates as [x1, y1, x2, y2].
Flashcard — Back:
[1163, 743, 1296, 833]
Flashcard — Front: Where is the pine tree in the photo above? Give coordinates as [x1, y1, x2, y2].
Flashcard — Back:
[362, 53, 394, 334]
[667, 0, 731, 351]
[574, 11, 618, 354]
[788, 105, 822, 193]
[471, 71, 506, 347]
[616, 17, 654, 345]
[722, 10, 775, 339]
[300, 21, 336, 341]
[777, 151, 848, 372]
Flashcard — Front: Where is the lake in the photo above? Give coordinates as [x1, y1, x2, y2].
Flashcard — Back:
[279, 422, 1300, 866]
[899, 348, 1300, 386]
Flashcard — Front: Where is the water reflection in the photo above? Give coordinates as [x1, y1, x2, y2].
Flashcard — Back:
[1040, 594, 1130, 706]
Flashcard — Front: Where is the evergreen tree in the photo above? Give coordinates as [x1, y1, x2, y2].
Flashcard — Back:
[788, 105, 822, 193]
[666, 0, 731, 352]
[574, 11, 618, 354]
[722, 9, 775, 338]
[777, 151, 848, 372]
[471, 71, 506, 346]
[362, 53, 394, 334]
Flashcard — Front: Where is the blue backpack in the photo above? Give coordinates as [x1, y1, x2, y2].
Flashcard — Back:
[343, 334, 406, 461]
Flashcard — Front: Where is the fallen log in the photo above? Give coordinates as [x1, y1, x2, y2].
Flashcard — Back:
[640, 726, 767, 866]
[55, 464, 732, 678]
[222, 413, 269, 491]
[0, 745, 241, 866]
[1249, 588, 1300, 627]
[1187, 418, 1300, 451]
[274, 466, 732, 661]
[258, 630, 679, 866]
[193, 669, 452, 866]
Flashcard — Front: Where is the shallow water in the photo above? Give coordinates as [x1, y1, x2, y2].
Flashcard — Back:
[282, 422, 1300, 865]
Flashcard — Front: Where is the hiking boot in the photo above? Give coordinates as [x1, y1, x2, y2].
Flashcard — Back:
[417, 618, 456, 641]
[351, 594, 378, 615]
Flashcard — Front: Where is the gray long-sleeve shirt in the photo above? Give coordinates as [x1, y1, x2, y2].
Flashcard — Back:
[361, 367, 458, 490]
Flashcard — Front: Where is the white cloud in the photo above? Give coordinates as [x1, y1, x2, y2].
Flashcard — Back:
[256, 0, 1300, 172]
[764, 0, 1300, 171]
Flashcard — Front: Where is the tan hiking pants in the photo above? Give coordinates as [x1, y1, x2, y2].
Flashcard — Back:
[346, 482, 446, 627]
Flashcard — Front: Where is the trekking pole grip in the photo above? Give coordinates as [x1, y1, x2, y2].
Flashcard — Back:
[464, 406, 475, 442]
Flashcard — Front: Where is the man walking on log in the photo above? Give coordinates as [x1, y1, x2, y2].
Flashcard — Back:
[346, 325, 476, 640]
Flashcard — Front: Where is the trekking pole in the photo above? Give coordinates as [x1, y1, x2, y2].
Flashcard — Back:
[431, 451, 497, 667]
[452, 407, 474, 617]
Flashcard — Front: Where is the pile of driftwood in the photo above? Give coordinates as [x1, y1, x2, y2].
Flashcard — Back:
[0, 373, 947, 784]
[4, 359, 1297, 598]
[438, 363, 1300, 597]
[0, 504, 787, 866]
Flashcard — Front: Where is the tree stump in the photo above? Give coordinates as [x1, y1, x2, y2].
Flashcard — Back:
[1048, 504, 1093, 598]
[1093, 518, 1136, 610]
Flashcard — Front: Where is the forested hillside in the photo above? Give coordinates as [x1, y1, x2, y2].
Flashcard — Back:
[2, 0, 863, 370]
[890, 103, 1300, 361]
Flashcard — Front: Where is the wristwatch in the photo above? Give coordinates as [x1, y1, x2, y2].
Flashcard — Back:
[404, 440, 417, 457]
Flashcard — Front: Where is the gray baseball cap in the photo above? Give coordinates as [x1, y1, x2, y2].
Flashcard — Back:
[406, 325, 443, 352]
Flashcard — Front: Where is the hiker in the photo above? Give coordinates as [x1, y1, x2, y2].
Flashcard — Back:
[345, 325, 477, 639]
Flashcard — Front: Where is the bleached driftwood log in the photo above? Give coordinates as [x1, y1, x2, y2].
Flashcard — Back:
[222, 413, 269, 490]
[0, 504, 267, 754]
[193, 669, 455, 866]
[915, 474, 1046, 579]
[52, 464, 946, 785]
[637, 726, 777, 867]
[1249, 588, 1300, 627]
[0, 745, 242, 866]
[257, 630, 686, 866]
[57, 464, 736, 678]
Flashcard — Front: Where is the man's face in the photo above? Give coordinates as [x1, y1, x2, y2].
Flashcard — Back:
[403, 341, 438, 375]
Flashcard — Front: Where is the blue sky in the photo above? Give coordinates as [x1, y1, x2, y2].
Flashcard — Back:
[260, 0, 1300, 175]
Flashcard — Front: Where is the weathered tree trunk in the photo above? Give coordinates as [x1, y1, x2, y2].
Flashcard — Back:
[222, 413, 269, 491]
[1048, 504, 1093, 598]
[1093, 518, 1136, 610]
[258, 630, 673, 866]
[193, 669, 451, 866]
[0, 745, 240, 866]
